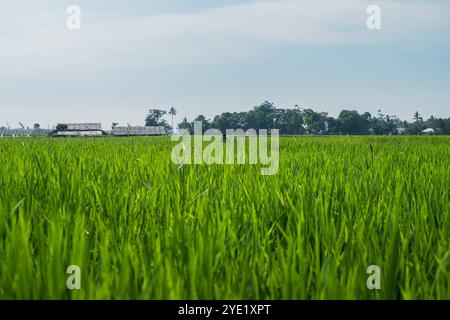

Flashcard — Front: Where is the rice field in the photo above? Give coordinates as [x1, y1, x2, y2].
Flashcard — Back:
[0, 136, 449, 300]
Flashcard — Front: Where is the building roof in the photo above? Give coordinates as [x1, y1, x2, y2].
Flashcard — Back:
[112, 126, 165, 136]
[52, 130, 103, 137]
[57, 123, 102, 131]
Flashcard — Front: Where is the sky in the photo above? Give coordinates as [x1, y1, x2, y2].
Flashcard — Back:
[1, 0, 449, 129]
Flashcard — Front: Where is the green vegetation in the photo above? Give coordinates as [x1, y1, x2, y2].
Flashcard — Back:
[176, 102, 450, 135]
[0, 136, 449, 299]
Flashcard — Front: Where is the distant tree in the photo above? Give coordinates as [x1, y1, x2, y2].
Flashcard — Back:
[414, 111, 423, 124]
[370, 110, 401, 135]
[278, 108, 304, 134]
[427, 116, 450, 135]
[169, 107, 177, 133]
[325, 116, 338, 135]
[194, 115, 211, 133]
[178, 117, 193, 134]
[439, 118, 450, 135]
[209, 101, 278, 132]
[177, 103, 450, 136]
[145, 109, 167, 126]
[145, 108, 170, 132]
[303, 113, 313, 134]
[337, 110, 370, 135]
[302, 109, 328, 134]
[405, 111, 426, 135]
[194, 115, 206, 122]
[33, 123, 40, 130]
[249, 101, 277, 129]
[212, 112, 238, 132]
[56, 124, 68, 131]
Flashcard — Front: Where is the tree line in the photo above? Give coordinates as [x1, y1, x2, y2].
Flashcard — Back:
[147, 101, 450, 135]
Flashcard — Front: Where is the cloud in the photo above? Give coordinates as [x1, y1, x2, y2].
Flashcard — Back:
[1, 0, 450, 73]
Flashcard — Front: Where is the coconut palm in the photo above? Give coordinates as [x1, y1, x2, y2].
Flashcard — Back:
[169, 107, 177, 133]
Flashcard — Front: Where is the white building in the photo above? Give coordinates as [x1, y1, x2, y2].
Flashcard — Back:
[112, 126, 165, 136]
[51, 123, 105, 137]
[421, 128, 435, 135]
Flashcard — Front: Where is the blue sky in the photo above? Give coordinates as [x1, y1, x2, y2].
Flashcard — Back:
[1, 0, 449, 128]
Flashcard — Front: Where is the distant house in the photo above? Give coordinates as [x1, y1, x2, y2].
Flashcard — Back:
[30, 129, 52, 137]
[0, 128, 51, 137]
[51, 123, 106, 137]
[421, 128, 435, 135]
[0, 128, 30, 137]
[112, 126, 165, 136]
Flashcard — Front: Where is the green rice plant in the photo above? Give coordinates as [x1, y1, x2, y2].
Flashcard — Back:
[0, 136, 448, 299]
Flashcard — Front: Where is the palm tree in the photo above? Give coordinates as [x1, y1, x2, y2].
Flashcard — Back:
[169, 107, 177, 133]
